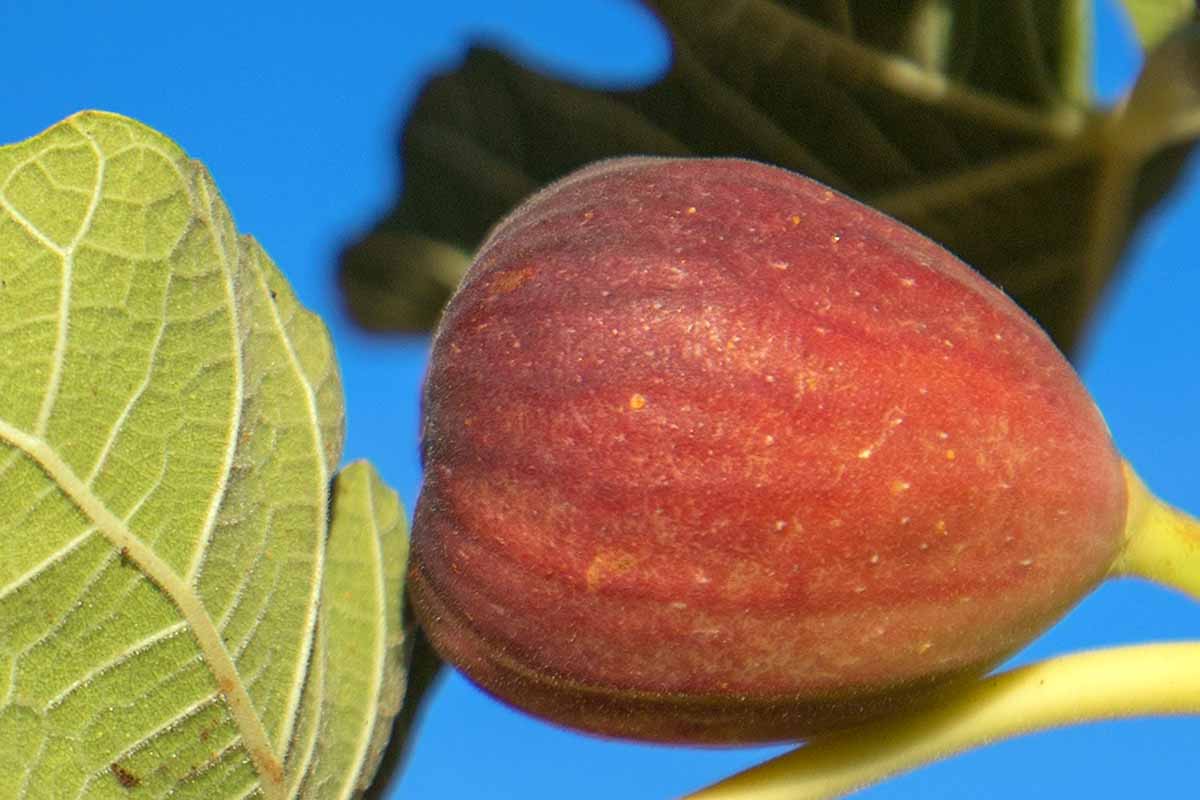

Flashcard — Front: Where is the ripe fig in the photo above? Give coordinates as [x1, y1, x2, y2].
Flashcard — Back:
[408, 157, 1128, 744]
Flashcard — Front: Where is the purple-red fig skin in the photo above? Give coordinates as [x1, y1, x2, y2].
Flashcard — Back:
[409, 157, 1128, 744]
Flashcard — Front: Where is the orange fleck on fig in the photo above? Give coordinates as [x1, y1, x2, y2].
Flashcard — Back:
[409, 157, 1127, 744]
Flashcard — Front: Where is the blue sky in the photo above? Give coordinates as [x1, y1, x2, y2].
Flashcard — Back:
[4, 2, 1198, 798]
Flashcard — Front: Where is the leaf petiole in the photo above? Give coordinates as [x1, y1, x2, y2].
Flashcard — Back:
[1113, 463, 1200, 601]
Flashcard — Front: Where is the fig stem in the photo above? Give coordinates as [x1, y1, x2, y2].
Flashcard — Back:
[1112, 462, 1200, 600]
[684, 642, 1200, 800]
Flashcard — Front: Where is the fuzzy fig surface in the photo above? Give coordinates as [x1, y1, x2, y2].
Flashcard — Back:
[409, 157, 1128, 744]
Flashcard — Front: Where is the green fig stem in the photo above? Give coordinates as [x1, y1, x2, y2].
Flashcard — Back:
[1112, 462, 1200, 600]
[685, 463, 1200, 800]
[684, 642, 1200, 800]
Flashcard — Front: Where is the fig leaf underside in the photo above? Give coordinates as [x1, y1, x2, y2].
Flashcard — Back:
[0, 112, 411, 800]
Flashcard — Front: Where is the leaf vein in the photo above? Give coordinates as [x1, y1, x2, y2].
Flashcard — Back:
[34, 129, 106, 436]
[246, 252, 329, 758]
[184, 175, 245, 585]
[337, 475, 388, 799]
[0, 526, 93, 604]
[0, 419, 285, 799]
[77, 689, 224, 799]
[16, 735, 47, 800]
[696, 0, 1086, 138]
[85, 278, 172, 486]
[45, 620, 188, 710]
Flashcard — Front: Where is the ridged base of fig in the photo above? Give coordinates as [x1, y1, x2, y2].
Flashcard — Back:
[409, 561, 987, 745]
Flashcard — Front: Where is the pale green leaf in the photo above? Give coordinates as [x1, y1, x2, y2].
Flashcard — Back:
[0, 111, 409, 799]
[1120, 0, 1197, 49]
[298, 461, 409, 799]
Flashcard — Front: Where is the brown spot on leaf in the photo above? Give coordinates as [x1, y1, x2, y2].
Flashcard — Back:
[111, 763, 140, 789]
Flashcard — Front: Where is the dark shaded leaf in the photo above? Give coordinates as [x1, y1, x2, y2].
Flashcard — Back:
[1120, 0, 1198, 49]
[340, 0, 1200, 357]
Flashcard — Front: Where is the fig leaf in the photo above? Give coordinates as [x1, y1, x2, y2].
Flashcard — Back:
[339, 0, 1200, 357]
[0, 112, 409, 799]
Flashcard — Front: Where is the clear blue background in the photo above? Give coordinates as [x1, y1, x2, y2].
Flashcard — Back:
[4, 2, 1197, 797]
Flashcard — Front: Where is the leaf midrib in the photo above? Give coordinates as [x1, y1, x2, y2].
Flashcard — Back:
[0, 419, 286, 800]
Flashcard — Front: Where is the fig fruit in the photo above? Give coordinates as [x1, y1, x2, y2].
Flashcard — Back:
[408, 157, 1128, 744]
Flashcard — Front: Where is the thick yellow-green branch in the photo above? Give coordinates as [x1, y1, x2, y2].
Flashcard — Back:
[686, 642, 1200, 800]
